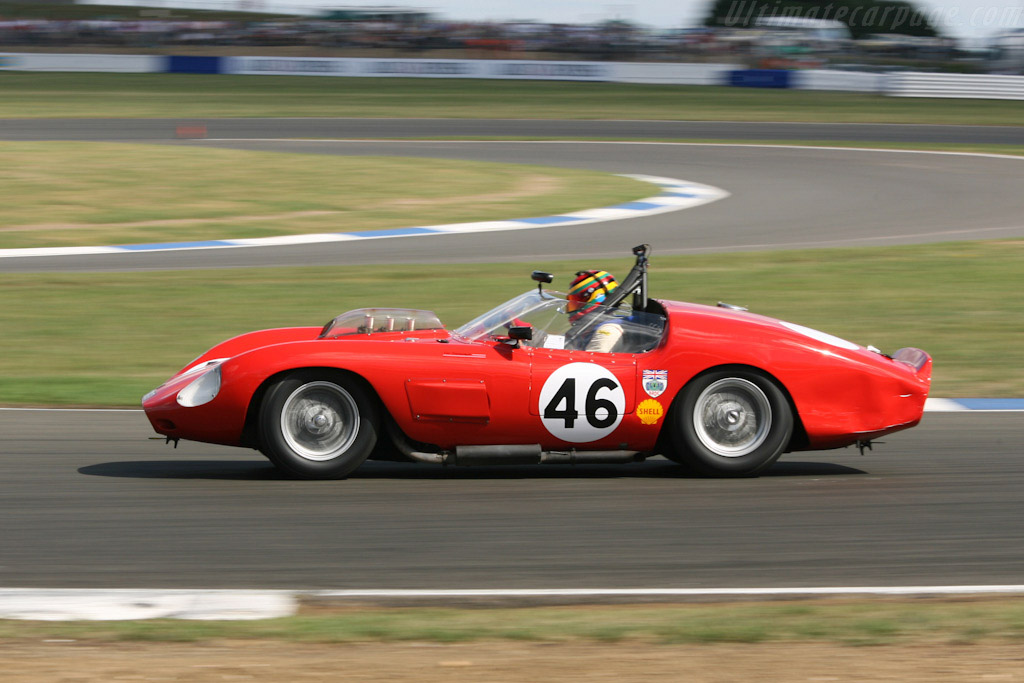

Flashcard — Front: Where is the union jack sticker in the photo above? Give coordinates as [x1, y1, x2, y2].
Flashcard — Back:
[642, 369, 668, 398]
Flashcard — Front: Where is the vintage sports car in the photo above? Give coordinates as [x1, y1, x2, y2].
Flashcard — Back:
[143, 245, 931, 479]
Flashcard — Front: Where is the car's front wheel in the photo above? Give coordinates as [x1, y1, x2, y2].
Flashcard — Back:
[668, 369, 793, 477]
[259, 371, 378, 479]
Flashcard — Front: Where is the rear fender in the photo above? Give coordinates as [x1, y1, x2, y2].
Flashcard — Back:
[893, 347, 932, 378]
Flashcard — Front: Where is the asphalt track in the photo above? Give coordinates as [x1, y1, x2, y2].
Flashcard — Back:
[2, 119, 1023, 591]
[3, 118, 1024, 144]
[2, 120, 1024, 271]
[2, 409, 1023, 589]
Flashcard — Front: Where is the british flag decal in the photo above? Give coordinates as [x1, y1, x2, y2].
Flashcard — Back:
[642, 369, 668, 398]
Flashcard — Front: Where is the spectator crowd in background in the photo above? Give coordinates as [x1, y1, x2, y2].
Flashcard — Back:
[0, 12, 1020, 73]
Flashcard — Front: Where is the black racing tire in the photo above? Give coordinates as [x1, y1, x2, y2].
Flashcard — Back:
[258, 370, 378, 480]
[668, 369, 793, 477]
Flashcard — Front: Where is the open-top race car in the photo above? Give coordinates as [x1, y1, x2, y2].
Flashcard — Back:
[143, 245, 931, 479]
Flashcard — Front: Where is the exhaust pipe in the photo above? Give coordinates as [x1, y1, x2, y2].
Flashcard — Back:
[388, 420, 646, 467]
[387, 421, 449, 465]
[541, 450, 644, 464]
[455, 444, 542, 466]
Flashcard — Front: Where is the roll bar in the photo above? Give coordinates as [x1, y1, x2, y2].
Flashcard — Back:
[604, 244, 650, 311]
[531, 244, 650, 310]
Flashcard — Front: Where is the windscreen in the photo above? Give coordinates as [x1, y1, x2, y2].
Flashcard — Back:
[319, 308, 444, 339]
[454, 290, 666, 353]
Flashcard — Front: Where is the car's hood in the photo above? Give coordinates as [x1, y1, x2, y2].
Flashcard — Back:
[173, 325, 450, 379]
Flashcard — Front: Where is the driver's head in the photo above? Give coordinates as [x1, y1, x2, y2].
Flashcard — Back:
[567, 270, 618, 322]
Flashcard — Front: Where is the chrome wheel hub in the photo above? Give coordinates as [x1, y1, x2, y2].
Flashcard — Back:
[281, 381, 360, 462]
[693, 378, 772, 458]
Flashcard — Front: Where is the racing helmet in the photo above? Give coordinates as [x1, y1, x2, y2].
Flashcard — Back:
[566, 270, 618, 322]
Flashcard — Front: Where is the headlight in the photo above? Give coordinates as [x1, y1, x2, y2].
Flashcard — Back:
[176, 365, 222, 407]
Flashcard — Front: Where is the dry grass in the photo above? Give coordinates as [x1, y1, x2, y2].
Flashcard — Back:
[0, 142, 647, 249]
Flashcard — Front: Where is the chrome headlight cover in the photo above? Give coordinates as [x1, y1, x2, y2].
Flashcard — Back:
[176, 361, 225, 407]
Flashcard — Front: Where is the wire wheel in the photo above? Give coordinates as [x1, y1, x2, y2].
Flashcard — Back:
[668, 369, 794, 477]
[280, 381, 361, 462]
[692, 377, 772, 458]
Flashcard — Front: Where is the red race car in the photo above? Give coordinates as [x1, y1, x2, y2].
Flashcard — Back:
[143, 245, 931, 479]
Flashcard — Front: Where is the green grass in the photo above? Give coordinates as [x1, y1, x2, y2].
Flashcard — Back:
[2, 240, 1022, 405]
[2, 599, 1024, 645]
[0, 142, 650, 249]
[3, 73, 1024, 124]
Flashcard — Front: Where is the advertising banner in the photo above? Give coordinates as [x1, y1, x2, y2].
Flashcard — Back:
[222, 56, 731, 84]
[225, 57, 484, 78]
[727, 69, 792, 88]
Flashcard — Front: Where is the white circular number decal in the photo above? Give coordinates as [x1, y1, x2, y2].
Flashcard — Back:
[539, 363, 625, 443]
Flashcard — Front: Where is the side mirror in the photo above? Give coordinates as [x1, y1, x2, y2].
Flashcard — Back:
[531, 271, 554, 284]
[716, 302, 748, 312]
[508, 326, 533, 341]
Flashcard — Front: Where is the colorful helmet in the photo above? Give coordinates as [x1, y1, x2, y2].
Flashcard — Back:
[567, 270, 618, 321]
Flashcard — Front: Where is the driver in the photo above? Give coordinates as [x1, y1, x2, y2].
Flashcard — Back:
[566, 270, 625, 353]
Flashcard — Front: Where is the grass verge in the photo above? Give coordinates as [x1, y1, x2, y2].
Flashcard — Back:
[3, 73, 1024, 124]
[0, 142, 650, 249]
[2, 240, 1023, 405]
[2, 599, 1024, 645]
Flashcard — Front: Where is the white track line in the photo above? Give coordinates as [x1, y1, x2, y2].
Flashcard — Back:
[309, 586, 1024, 598]
[0, 589, 295, 621]
[199, 138, 1024, 162]
[1, 586, 1023, 620]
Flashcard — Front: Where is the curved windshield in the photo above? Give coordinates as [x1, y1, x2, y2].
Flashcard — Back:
[454, 290, 666, 353]
[319, 308, 443, 338]
[454, 290, 567, 343]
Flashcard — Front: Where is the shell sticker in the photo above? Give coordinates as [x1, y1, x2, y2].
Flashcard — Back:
[637, 399, 664, 426]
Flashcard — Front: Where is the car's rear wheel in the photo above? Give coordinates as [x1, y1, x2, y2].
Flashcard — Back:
[668, 369, 793, 477]
[259, 370, 378, 479]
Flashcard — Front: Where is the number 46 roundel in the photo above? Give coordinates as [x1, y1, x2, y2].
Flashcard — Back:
[538, 363, 626, 443]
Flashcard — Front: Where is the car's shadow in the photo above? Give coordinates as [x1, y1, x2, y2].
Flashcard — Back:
[79, 458, 866, 481]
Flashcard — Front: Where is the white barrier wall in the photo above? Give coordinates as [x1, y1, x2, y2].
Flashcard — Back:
[222, 56, 734, 85]
[792, 69, 887, 93]
[0, 52, 162, 73]
[888, 72, 1024, 100]
[614, 62, 733, 85]
[472, 60, 611, 81]
[1, 52, 1020, 99]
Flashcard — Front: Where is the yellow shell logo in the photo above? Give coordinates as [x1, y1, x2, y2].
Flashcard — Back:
[637, 399, 664, 426]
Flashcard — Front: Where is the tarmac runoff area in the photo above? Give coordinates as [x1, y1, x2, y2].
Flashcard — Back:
[0, 403, 1021, 621]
